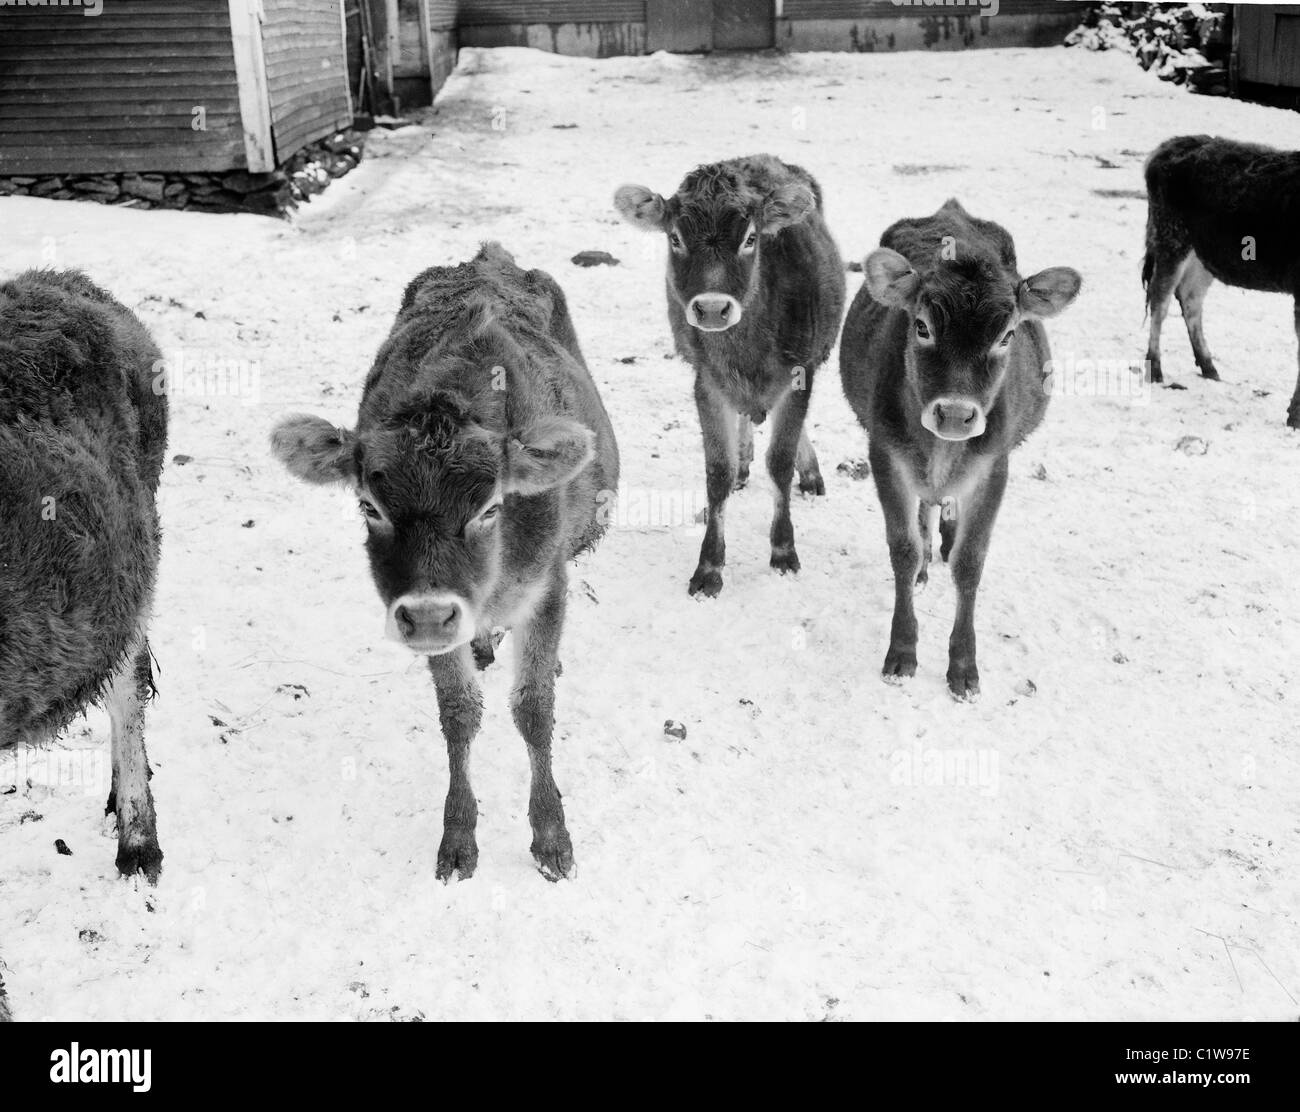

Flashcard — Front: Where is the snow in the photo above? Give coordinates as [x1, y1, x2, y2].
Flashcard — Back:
[2, 45, 1299, 1021]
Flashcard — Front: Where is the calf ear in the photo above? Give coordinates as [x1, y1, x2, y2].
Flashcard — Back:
[505, 416, 596, 496]
[761, 181, 815, 233]
[864, 248, 920, 307]
[614, 185, 667, 231]
[1018, 267, 1082, 318]
[271, 414, 359, 485]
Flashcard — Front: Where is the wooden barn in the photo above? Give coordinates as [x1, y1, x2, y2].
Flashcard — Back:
[366, 0, 1091, 110]
[0, 0, 352, 176]
[1233, 3, 1300, 109]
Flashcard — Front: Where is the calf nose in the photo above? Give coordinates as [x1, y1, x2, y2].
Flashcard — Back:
[395, 599, 461, 640]
[923, 397, 986, 441]
[688, 293, 742, 332]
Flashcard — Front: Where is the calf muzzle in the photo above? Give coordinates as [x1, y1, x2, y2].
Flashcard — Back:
[922, 396, 986, 441]
[687, 293, 743, 332]
[386, 592, 472, 654]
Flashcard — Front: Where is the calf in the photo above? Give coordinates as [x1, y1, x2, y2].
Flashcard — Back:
[0, 269, 166, 880]
[272, 244, 618, 881]
[1143, 134, 1300, 428]
[615, 155, 845, 596]
[840, 200, 1080, 698]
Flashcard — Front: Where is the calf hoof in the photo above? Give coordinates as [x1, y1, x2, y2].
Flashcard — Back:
[1287, 409, 1300, 431]
[688, 566, 724, 597]
[770, 545, 801, 575]
[882, 647, 917, 682]
[435, 828, 478, 882]
[736, 467, 750, 489]
[116, 837, 163, 885]
[1146, 358, 1163, 385]
[531, 828, 575, 882]
[798, 472, 826, 496]
[1199, 366, 1221, 381]
[947, 661, 981, 702]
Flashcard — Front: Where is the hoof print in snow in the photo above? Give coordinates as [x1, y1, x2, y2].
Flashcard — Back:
[1175, 435, 1209, 456]
[1030, 462, 1048, 481]
[571, 250, 620, 268]
[663, 719, 687, 741]
[836, 458, 871, 480]
[1014, 678, 1037, 697]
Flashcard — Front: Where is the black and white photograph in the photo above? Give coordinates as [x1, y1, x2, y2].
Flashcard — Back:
[0, 0, 1297, 1056]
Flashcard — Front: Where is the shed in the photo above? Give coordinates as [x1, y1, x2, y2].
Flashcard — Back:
[1232, 3, 1300, 109]
[0, 0, 352, 176]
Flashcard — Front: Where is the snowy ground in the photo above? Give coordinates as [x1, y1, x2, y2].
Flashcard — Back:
[2, 45, 1299, 1022]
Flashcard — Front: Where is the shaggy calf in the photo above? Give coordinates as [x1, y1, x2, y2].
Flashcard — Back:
[1143, 134, 1300, 427]
[840, 201, 1080, 698]
[615, 155, 845, 596]
[0, 269, 167, 881]
[272, 244, 618, 881]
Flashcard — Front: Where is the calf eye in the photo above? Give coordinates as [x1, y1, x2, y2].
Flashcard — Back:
[359, 499, 382, 522]
[1000, 329, 1015, 346]
[740, 231, 757, 252]
[915, 319, 931, 340]
[669, 231, 684, 251]
[481, 503, 502, 523]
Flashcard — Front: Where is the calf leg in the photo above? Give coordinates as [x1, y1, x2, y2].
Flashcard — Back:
[511, 571, 573, 881]
[428, 644, 483, 881]
[1144, 241, 1190, 385]
[794, 427, 826, 496]
[916, 501, 934, 588]
[690, 378, 737, 597]
[767, 386, 811, 575]
[104, 635, 162, 883]
[735, 415, 754, 489]
[946, 457, 1009, 701]
[1175, 255, 1219, 380]
[872, 447, 922, 679]
[938, 498, 958, 563]
[1290, 298, 1300, 430]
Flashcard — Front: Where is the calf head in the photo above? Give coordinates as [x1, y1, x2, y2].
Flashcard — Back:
[614, 166, 816, 333]
[864, 246, 1081, 441]
[272, 392, 594, 655]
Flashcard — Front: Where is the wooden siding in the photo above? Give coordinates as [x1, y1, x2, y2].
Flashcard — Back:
[457, 1, 645, 25]
[261, 0, 352, 161]
[0, 1, 246, 174]
[428, 0, 459, 29]
[1235, 4, 1300, 88]
[781, 0, 1088, 14]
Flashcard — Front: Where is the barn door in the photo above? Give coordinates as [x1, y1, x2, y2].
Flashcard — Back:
[646, 0, 712, 52]
[646, 0, 774, 52]
[713, 0, 773, 50]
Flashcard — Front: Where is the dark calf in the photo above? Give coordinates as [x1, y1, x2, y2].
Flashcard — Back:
[615, 154, 845, 596]
[0, 269, 166, 882]
[840, 200, 1080, 699]
[272, 244, 618, 881]
[1142, 134, 1300, 427]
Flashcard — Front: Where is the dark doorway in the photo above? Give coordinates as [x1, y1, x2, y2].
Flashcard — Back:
[646, 1, 774, 53]
[713, 0, 774, 50]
